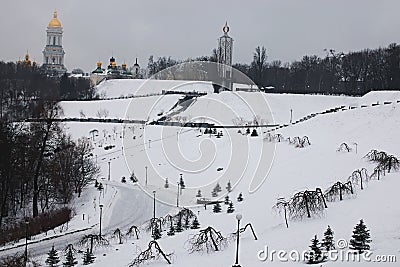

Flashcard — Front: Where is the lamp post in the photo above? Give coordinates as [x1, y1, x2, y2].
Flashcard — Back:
[108, 161, 111, 181]
[353, 142, 358, 154]
[24, 218, 29, 263]
[149, 139, 151, 149]
[99, 204, 103, 237]
[290, 109, 293, 124]
[176, 182, 180, 207]
[145, 166, 148, 187]
[153, 191, 156, 220]
[233, 214, 242, 267]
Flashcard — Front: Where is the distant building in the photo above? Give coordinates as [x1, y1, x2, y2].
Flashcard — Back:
[90, 57, 141, 87]
[42, 10, 67, 76]
[217, 22, 233, 91]
[17, 52, 37, 68]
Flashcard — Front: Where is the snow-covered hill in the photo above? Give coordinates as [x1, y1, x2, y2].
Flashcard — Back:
[16, 87, 400, 266]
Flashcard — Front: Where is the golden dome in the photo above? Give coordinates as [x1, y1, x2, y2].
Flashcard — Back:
[48, 10, 62, 28]
[111, 61, 116, 68]
[122, 63, 127, 70]
[97, 61, 102, 68]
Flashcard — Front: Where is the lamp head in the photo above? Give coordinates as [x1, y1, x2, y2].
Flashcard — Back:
[236, 214, 242, 221]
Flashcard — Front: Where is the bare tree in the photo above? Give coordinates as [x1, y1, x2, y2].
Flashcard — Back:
[324, 181, 354, 201]
[337, 143, 352, 152]
[348, 168, 369, 190]
[111, 228, 124, 244]
[129, 240, 172, 266]
[288, 189, 327, 219]
[78, 234, 109, 254]
[273, 197, 290, 228]
[186, 226, 227, 253]
[126, 225, 140, 239]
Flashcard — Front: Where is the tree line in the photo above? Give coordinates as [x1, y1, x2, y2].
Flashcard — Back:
[145, 43, 400, 96]
[0, 62, 98, 230]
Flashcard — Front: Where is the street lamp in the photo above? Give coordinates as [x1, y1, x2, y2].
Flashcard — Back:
[233, 213, 242, 267]
[176, 182, 180, 207]
[290, 109, 293, 124]
[24, 218, 29, 263]
[353, 142, 358, 154]
[108, 161, 111, 181]
[99, 204, 104, 237]
[153, 191, 156, 220]
[145, 166, 148, 187]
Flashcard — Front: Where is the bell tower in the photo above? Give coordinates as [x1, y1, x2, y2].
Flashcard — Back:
[217, 22, 233, 91]
[42, 10, 67, 76]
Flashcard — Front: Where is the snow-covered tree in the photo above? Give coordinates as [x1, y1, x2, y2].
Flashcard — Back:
[82, 248, 95, 265]
[251, 129, 258, 136]
[196, 189, 202, 197]
[167, 221, 175, 236]
[63, 246, 77, 267]
[349, 219, 371, 253]
[213, 202, 222, 213]
[187, 226, 227, 253]
[227, 202, 235, 213]
[273, 197, 289, 228]
[324, 181, 354, 201]
[237, 193, 244, 202]
[226, 180, 232, 192]
[45, 245, 60, 267]
[191, 217, 200, 229]
[322, 225, 335, 251]
[224, 195, 230, 205]
[307, 235, 324, 264]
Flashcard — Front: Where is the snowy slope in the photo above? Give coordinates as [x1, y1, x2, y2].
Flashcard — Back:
[22, 91, 400, 266]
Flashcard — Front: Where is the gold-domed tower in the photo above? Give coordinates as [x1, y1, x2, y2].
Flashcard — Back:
[42, 10, 67, 75]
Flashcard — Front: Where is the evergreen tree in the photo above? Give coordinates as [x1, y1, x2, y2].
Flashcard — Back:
[226, 180, 232, 192]
[237, 193, 244, 202]
[349, 219, 371, 253]
[164, 178, 169, 188]
[211, 189, 218, 197]
[251, 129, 258, 136]
[215, 183, 221, 192]
[191, 217, 200, 229]
[152, 224, 162, 240]
[322, 225, 335, 251]
[63, 247, 77, 267]
[213, 202, 222, 213]
[121, 176, 126, 183]
[196, 189, 202, 197]
[224, 195, 230, 205]
[175, 215, 183, 232]
[179, 176, 185, 189]
[97, 183, 104, 191]
[94, 180, 99, 188]
[212, 128, 217, 134]
[307, 235, 324, 264]
[46, 245, 60, 267]
[246, 128, 251, 135]
[227, 202, 235, 213]
[82, 248, 95, 265]
[204, 128, 209, 134]
[167, 221, 175, 236]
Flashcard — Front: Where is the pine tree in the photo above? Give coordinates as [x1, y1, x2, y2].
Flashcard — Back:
[227, 202, 235, 213]
[349, 219, 371, 253]
[237, 193, 244, 202]
[246, 128, 251, 135]
[191, 217, 200, 229]
[179, 176, 185, 189]
[152, 224, 162, 240]
[213, 202, 222, 213]
[45, 245, 60, 267]
[121, 176, 126, 183]
[175, 215, 183, 232]
[224, 195, 230, 205]
[94, 180, 99, 188]
[97, 183, 104, 191]
[307, 235, 324, 264]
[212, 128, 217, 134]
[322, 225, 335, 251]
[251, 129, 258, 136]
[211, 189, 218, 197]
[167, 221, 175, 236]
[204, 128, 209, 134]
[215, 183, 221, 192]
[82, 248, 95, 265]
[226, 180, 232, 192]
[63, 247, 77, 267]
[164, 178, 169, 188]
[196, 189, 202, 197]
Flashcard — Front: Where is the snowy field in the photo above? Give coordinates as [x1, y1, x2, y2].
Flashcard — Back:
[3, 83, 400, 267]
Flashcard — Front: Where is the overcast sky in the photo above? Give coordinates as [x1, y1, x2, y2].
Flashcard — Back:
[1, 0, 400, 72]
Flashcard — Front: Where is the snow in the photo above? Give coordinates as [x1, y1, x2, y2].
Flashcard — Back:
[3, 87, 400, 267]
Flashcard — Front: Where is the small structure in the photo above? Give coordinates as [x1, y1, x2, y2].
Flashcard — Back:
[217, 22, 233, 92]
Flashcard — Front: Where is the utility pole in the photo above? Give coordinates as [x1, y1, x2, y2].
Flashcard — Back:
[176, 182, 180, 207]
[145, 166, 148, 186]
